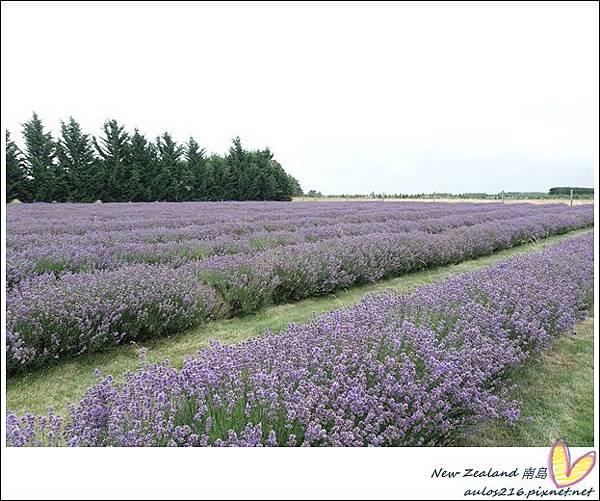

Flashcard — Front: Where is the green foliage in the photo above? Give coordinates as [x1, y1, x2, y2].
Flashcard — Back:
[186, 137, 207, 201]
[57, 117, 100, 202]
[305, 189, 323, 198]
[21, 113, 57, 202]
[287, 174, 303, 196]
[6, 113, 301, 203]
[5, 130, 28, 201]
[155, 132, 184, 201]
[94, 119, 130, 202]
[129, 129, 157, 202]
[549, 186, 594, 197]
[196, 267, 274, 315]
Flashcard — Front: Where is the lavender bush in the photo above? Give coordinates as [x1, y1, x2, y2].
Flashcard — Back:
[7, 265, 217, 373]
[195, 211, 593, 312]
[5, 202, 593, 373]
[7, 202, 591, 285]
[7, 233, 593, 446]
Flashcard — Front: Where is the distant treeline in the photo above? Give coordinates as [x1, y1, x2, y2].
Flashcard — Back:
[6, 113, 303, 203]
[548, 187, 594, 196]
[302, 189, 594, 200]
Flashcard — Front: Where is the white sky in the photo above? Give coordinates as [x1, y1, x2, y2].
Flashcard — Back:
[1, 1, 598, 194]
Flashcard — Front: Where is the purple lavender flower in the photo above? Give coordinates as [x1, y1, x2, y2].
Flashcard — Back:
[6, 233, 593, 447]
[7, 202, 592, 373]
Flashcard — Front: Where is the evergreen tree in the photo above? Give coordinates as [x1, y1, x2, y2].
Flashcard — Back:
[155, 133, 184, 201]
[203, 161, 216, 200]
[287, 174, 303, 197]
[245, 150, 269, 200]
[224, 136, 246, 200]
[56, 117, 99, 202]
[206, 155, 225, 201]
[94, 119, 129, 201]
[128, 130, 156, 201]
[267, 156, 294, 201]
[49, 161, 70, 202]
[248, 149, 279, 200]
[21, 112, 57, 201]
[243, 157, 261, 200]
[8, 113, 301, 203]
[5, 130, 29, 201]
[177, 138, 195, 201]
[186, 137, 207, 200]
[254, 165, 273, 201]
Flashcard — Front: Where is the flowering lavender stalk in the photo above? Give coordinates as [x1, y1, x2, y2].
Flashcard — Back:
[7, 233, 593, 447]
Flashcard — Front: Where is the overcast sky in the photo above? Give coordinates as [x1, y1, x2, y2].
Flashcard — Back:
[2, 1, 598, 194]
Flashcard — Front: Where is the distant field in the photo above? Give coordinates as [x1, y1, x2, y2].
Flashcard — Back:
[294, 196, 593, 205]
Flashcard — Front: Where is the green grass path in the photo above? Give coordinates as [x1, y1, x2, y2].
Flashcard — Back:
[7, 228, 594, 446]
[464, 315, 594, 446]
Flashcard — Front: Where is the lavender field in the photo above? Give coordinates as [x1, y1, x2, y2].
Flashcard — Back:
[6, 201, 594, 374]
[7, 232, 594, 446]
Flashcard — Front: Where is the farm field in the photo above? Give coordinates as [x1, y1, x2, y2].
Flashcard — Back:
[293, 196, 594, 205]
[4, 201, 595, 447]
[4, 226, 591, 412]
[3, 5, 597, 501]
[6, 201, 594, 374]
[6, 230, 594, 446]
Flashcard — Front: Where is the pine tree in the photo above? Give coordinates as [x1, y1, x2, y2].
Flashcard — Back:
[21, 112, 57, 202]
[94, 120, 130, 201]
[50, 162, 70, 202]
[206, 155, 225, 201]
[274, 163, 294, 200]
[287, 174, 303, 197]
[176, 137, 196, 201]
[244, 151, 268, 200]
[56, 117, 99, 202]
[128, 130, 156, 201]
[265, 154, 293, 201]
[243, 158, 261, 200]
[5, 130, 29, 201]
[224, 136, 246, 200]
[250, 149, 276, 200]
[185, 137, 207, 200]
[155, 133, 184, 201]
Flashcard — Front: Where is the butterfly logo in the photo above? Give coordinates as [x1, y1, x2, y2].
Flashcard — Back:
[549, 439, 596, 488]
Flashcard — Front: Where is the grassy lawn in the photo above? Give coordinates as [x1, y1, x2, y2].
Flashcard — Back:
[464, 315, 594, 447]
[6, 228, 594, 447]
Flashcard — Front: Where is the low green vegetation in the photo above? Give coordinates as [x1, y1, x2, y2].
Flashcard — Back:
[464, 315, 594, 447]
[6, 228, 594, 447]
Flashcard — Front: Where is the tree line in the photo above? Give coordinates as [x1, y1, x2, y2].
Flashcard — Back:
[548, 187, 594, 196]
[5, 113, 303, 203]
[301, 190, 594, 200]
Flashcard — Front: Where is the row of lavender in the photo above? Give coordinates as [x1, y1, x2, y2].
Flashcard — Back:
[6, 206, 594, 373]
[7, 202, 590, 285]
[7, 233, 594, 446]
[5, 201, 568, 237]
